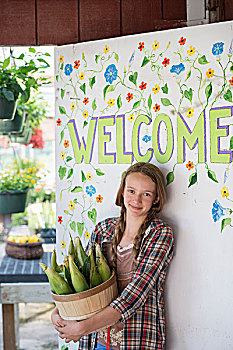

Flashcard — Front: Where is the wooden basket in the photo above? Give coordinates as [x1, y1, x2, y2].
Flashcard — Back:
[5, 239, 44, 260]
[51, 271, 118, 321]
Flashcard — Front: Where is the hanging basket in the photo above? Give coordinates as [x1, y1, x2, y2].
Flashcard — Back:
[0, 190, 28, 214]
[11, 128, 32, 144]
[0, 96, 17, 120]
[0, 110, 25, 134]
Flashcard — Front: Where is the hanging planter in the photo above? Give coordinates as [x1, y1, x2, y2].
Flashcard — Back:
[0, 96, 17, 120]
[0, 190, 28, 214]
[0, 110, 25, 134]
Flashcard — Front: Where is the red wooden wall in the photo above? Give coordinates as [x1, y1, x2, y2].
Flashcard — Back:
[0, 0, 187, 46]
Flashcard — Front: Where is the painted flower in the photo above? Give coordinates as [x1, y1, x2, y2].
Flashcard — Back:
[229, 77, 233, 85]
[129, 51, 135, 66]
[59, 55, 64, 63]
[186, 108, 194, 118]
[79, 72, 85, 80]
[85, 231, 90, 239]
[126, 92, 133, 102]
[64, 140, 69, 148]
[58, 216, 63, 224]
[138, 42, 144, 51]
[83, 111, 88, 118]
[179, 36, 186, 45]
[152, 84, 160, 94]
[170, 63, 185, 75]
[107, 99, 115, 107]
[152, 40, 159, 50]
[74, 60, 80, 69]
[212, 200, 226, 222]
[229, 39, 233, 55]
[64, 64, 73, 76]
[142, 135, 151, 143]
[186, 161, 194, 170]
[61, 241, 66, 248]
[96, 194, 103, 203]
[83, 97, 89, 105]
[221, 186, 229, 198]
[60, 151, 65, 159]
[139, 81, 147, 90]
[162, 57, 170, 67]
[104, 45, 109, 54]
[87, 173, 93, 180]
[212, 42, 224, 55]
[56, 118, 62, 126]
[86, 185, 96, 197]
[68, 200, 75, 210]
[71, 102, 75, 110]
[104, 64, 118, 84]
[153, 104, 160, 112]
[206, 68, 214, 78]
[128, 114, 135, 123]
[187, 46, 196, 56]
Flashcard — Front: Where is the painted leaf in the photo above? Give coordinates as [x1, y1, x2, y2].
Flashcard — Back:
[83, 121, 88, 127]
[114, 53, 119, 63]
[230, 136, 233, 150]
[59, 129, 64, 145]
[70, 221, 76, 232]
[96, 168, 105, 176]
[66, 156, 72, 162]
[223, 89, 232, 102]
[92, 98, 97, 111]
[133, 100, 141, 109]
[117, 95, 122, 109]
[73, 199, 78, 204]
[61, 89, 65, 99]
[80, 83, 86, 94]
[162, 83, 168, 94]
[103, 84, 115, 99]
[89, 76, 96, 89]
[161, 98, 171, 106]
[166, 171, 174, 185]
[230, 65, 233, 73]
[185, 69, 191, 81]
[207, 170, 218, 183]
[148, 94, 152, 110]
[81, 170, 86, 182]
[56, 75, 59, 82]
[188, 172, 197, 188]
[59, 106, 66, 114]
[2, 57, 10, 69]
[58, 166, 67, 180]
[129, 72, 138, 86]
[61, 346, 69, 350]
[198, 55, 209, 64]
[88, 208, 97, 224]
[29, 47, 36, 53]
[77, 222, 84, 237]
[95, 55, 100, 64]
[67, 168, 73, 179]
[141, 56, 150, 67]
[71, 186, 82, 193]
[184, 88, 193, 103]
[60, 62, 64, 70]
[205, 82, 212, 101]
[221, 218, 231, 232]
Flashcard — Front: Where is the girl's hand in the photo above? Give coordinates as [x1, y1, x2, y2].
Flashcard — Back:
[55, 320, 83, 342]
[51, 307, 64, 327]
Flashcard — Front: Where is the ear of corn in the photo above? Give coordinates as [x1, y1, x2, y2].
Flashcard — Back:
[51, 248, 63, 273]
[74, 236, 88, 267]
[68, 255, 89, 293]
[89, 248, 103, 288]
[39, 263, 73, 295]
[68, 232, 76, 258]
[97, 256, 111, 282]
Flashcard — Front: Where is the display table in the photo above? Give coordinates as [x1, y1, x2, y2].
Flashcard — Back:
[0, 251, 53, 350]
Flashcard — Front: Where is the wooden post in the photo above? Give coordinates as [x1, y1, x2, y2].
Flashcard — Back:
[2, 304, 16, 350]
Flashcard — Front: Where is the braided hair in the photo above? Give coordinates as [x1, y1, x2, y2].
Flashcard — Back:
[111, 162, 166, 268]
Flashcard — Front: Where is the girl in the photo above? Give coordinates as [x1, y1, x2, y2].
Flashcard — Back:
[52, 162, 174, 349]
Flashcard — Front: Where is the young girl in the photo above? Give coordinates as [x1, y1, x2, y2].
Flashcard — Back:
[52, 162, 174, 349]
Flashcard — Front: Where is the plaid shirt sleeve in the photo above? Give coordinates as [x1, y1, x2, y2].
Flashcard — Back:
[109, 223, 173, 322]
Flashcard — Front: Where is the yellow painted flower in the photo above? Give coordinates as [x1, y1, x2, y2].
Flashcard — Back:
[221, 187, 229, 198]
[31, 179, 36, 184]
[79, 72, 85, 80]
[61, 241, 66, 249]
[59, 55, 64, 63]
[206, 68, 214, 78]
[152, 85, 160, 94]
[83, 111, 88, 118]
[71, 102, 75, 110]
[186, 108, 194, 118]
[68, 200, 75, 210]
[85, 231, 90, 239]
[104, 45, 109, 54]
[87, 173, 93, 181]
[187, 46, 195, 56]
[152, 40, 159, 50]
[107, 99, 115, 107]
[128, 114, 135, 123]
[60, 151, 65, 159]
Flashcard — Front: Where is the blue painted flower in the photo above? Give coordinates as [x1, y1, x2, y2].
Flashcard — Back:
[212, 199, 226, 222]
[142, 135, 151, 143]
[64, 64, 73, 76]
[129, 51, 135, 66]
[170, 63, 185, 75]
[229, 39, 233, 56]
[86, 185, 96, 197]
[212, 42, 224, 56]
[104, 64, 118, 84]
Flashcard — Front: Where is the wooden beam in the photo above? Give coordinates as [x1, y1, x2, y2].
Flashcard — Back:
[0, 283, 53, 303]
[163, 0, 187, 20]
[2, 304, 16, 350]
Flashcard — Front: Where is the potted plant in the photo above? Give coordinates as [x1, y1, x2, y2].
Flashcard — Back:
[0, 47, 50, 120]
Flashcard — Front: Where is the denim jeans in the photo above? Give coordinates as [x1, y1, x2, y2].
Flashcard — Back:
[95, 342, 114, 350]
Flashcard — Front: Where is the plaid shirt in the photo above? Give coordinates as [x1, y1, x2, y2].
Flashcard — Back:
[78, 216, 174, 350]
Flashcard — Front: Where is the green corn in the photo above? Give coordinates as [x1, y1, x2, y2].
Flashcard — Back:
[82, 254, 91, 284]
[68, 255, 89, 293]
[89, 248, 103, 288]
[95, 243, 107, 263]
[39, 263, 73, 295]
[51, 248, 63, 273]
[68, 232, 76, 258]
[74, 236, 88, 267]
[97, 256, 111, 282]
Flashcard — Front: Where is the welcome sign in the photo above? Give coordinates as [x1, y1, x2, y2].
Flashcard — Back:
[55, 21, 233, 349]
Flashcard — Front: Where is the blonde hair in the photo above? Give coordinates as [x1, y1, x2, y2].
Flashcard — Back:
[111, 162, 166, 268]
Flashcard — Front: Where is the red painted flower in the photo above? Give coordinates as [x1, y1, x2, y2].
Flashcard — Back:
[58, 216, 63, 224]
[162, 57, 170, 67]
[126, 92, 133, 102]
[153, 104, 160, 112]
[56, 118, 61, 126]
[138, 42, 144, 51]
[74, 60, 80, 69]
[229, 77, 233, 85]
[139, 81, 147, 90]
[83, 97, 89, 105]
[96, 194, 103, 203]
[186, 161, 194, 170]
[64, 140, 69, 148]
[179, 36, 186, 45]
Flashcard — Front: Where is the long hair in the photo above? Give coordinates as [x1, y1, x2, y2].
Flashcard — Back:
[111, 162, 166, 268]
